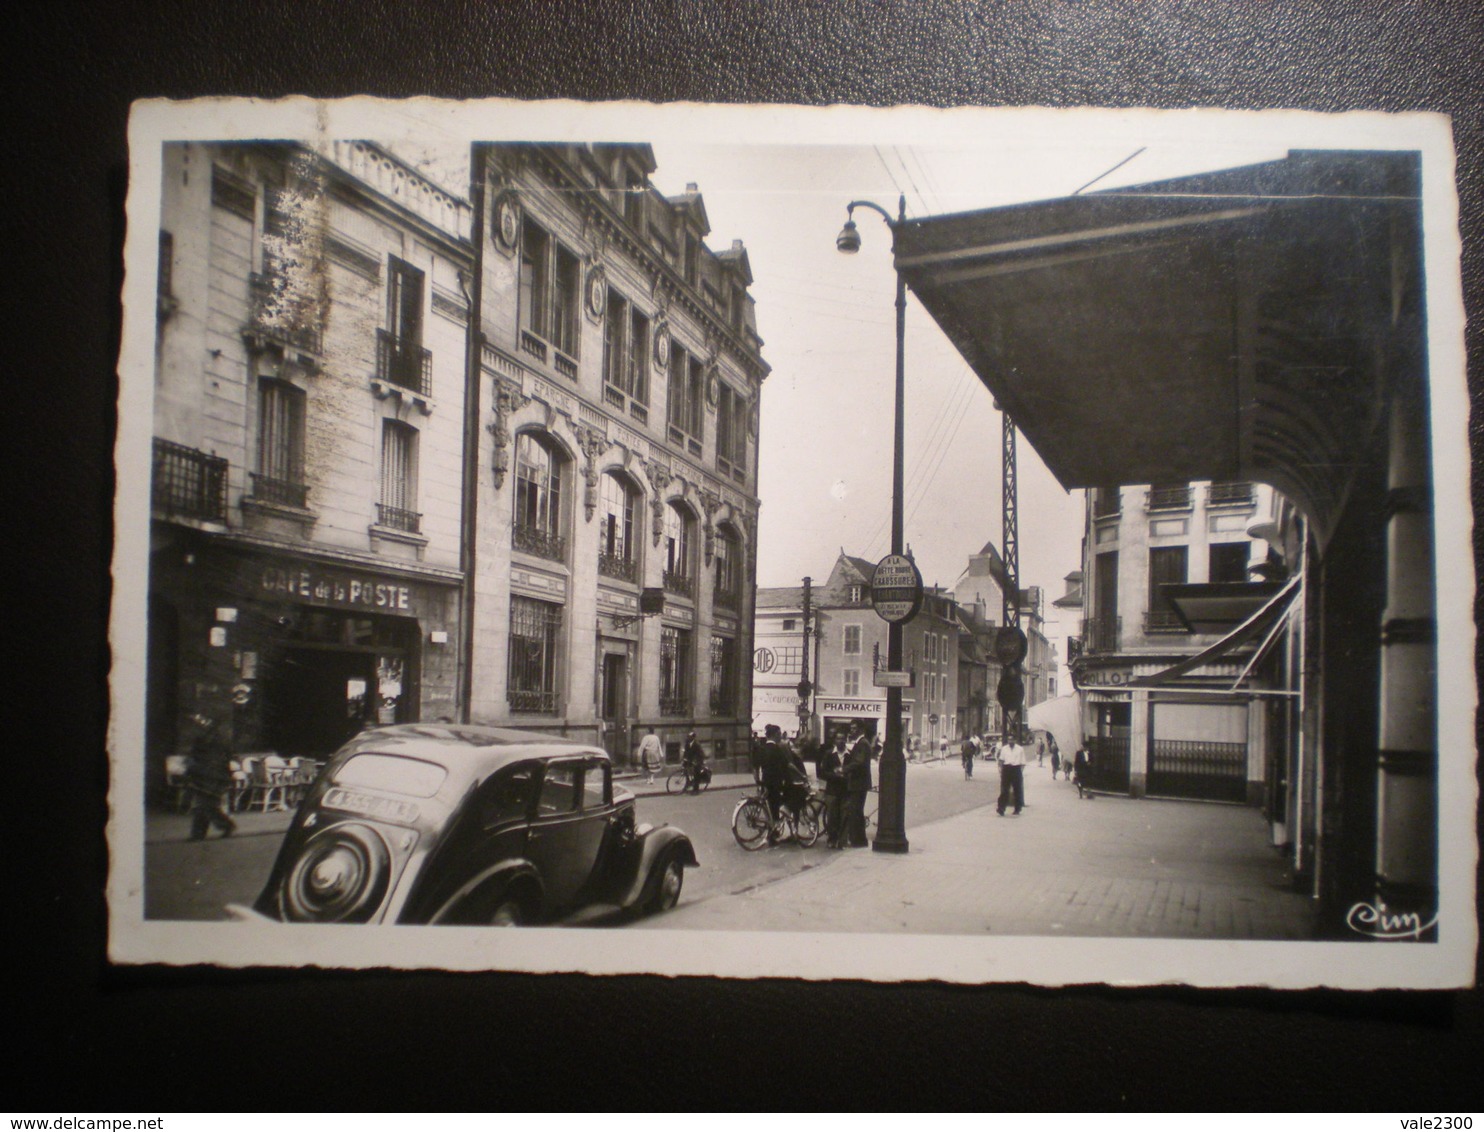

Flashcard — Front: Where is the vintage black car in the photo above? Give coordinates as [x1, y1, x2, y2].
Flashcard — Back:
[247, 724, 697, 926]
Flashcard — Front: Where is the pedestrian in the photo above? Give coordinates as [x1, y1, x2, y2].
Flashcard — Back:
[842, 723, 874, 847]
[185, 710, 237, 841]
[1049, 735, 1062, 780]
[637, 725, 663, 785]
[819, 731, 849, 848]
[756, 724, 802, 844]
[960, 733, 976, 779]
[1073, 746, 1093, 799]
[681, 730, 706, 793]
[996, 729, 1028, 816]
[1035, 732, 1046, 766]
[938, 736, 949, 762]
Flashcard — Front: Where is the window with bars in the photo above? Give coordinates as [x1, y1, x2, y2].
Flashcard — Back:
[598, 471, 639, 582]
[663, 502, 694, 596]
[253, 379, 307, 508]
[513, 432, 566, 560]
[378, 257, 431, 396]
[660, 625, 692, 715]
[709, 634, 736, 715]
[713, 524, 740, 609]
[378, 420, 419, 532]
[508, 596, 562, 714]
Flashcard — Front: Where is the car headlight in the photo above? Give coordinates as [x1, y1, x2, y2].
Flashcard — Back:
[282, 823, 392, 923]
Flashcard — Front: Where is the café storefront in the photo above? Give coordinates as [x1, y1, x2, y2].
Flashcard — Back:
[147, 534, 462, 783]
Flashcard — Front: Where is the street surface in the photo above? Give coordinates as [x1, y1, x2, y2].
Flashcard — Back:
[142, 754, 1316, 939]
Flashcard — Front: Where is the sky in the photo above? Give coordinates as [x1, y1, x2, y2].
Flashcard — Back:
[646, 137, 1289, 602]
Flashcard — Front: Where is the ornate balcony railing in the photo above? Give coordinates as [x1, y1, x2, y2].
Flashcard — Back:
[249, 473, 309, 509]
[1208, 481, 1255, 506]
[713, 586, 740, 612]
[519, 329, 548, 363]
[663, 570, 693, 598]
[598, 551, 638, 582]
[152, 438, 228, 522]
[376, 329, 432, 396]
[660, 693, 691, 716]
[553, 350, 578, 380]
[376, 503, 422, 533]
[508, 688, 559, 715]
[1144, 608, 1188, 634]
[1147, 485, 1193, 511]
[513, 522, 566, 562]
[1081, 616, 1122, 654]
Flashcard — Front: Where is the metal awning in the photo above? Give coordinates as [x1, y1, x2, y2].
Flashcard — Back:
[1127, 575, 1301, 688]
[1163, 580, 1285, 634]
[893, 150, 1423, 548]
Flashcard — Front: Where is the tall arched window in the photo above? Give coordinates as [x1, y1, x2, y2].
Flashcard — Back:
[513, 431, 566, 561]
[713, 522, 740, 610]
[663, 502, 694, 597]
[598, 471, 639, 582]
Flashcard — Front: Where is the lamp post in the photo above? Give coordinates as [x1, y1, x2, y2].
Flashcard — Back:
[837, 195, 910, 854]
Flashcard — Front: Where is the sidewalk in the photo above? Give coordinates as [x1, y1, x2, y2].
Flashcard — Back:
[145, 770, 757, 843]
[641, 762, 1319, 940]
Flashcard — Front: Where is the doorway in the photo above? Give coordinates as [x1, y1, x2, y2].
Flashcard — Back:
[600, 649, 631, 763]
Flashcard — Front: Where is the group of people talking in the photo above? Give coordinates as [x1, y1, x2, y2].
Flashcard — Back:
[753, 722, 874, 849]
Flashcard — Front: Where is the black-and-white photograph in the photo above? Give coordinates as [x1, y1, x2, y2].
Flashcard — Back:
[109, 97, 1474, 988]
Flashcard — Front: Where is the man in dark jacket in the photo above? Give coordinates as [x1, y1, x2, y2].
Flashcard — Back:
[818, 731, 850, 848]
[841, 723, 874, 847]
[186, 710, 237, 841]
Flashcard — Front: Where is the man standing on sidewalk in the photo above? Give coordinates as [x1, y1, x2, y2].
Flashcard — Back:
[996, 730, 1028, 817]
[841, 723, 874, 847]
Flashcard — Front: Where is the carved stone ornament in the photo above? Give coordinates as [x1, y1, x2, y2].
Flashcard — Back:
[653, 321, 671, 369]
[490, 381, 531, 489]
[706, 364, 720, 407]
[700, 489, 722, 565]
[574, 424, 610, 521]
[493, 190, 521, 255]
[585, 265, 607, 320]
[642, 458, 673, 546]
[748, 394, 760, 438]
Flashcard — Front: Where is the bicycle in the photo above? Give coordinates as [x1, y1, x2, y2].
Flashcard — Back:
[731, 786, 824, 850]
[665, 762, 712, 794]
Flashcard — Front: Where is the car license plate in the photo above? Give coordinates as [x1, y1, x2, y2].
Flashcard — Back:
[322, 786, 419, 825]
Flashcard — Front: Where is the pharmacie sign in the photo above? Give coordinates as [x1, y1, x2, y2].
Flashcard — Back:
[260, 563, 413, 612]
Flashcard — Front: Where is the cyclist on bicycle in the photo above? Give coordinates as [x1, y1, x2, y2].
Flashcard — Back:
[681, 730, 707, 794]
[757, 725, 810, 843]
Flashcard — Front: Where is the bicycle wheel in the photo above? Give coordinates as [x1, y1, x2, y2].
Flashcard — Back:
[665, 769, 687, 795]
[698, 767, 712, 792]
[795, 799, 823, 847]
[731, 798, 772, 851]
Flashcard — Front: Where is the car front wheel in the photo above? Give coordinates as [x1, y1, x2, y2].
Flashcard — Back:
[648, 851, 685, 913]
[489, 896, 525, 926]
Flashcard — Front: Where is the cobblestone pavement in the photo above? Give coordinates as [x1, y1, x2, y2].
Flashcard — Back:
[637, 762, 1318, 939]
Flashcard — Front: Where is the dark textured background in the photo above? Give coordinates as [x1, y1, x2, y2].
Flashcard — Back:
[12, 0, 1482, 1111]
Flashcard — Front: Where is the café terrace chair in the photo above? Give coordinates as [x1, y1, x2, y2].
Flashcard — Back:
[241, 755, 289, 813]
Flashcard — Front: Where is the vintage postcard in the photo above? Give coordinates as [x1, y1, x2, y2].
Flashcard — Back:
[110, 97, 1476, 987]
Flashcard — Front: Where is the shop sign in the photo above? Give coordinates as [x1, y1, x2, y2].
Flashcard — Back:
[1079, 668, 1135, 687]
[261, 564, 412, 612]
[818, 697, 886, 716]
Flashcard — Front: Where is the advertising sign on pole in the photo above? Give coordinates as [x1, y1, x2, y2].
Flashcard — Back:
[870, 554, 923, 624]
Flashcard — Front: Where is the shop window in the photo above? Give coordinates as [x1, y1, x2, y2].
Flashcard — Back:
[663, 502, 694, 597]
[513, 432, 567, 561]
[378, 420, 420, 533]
[253, 379, 307, 508]
[660, 625, 693, 715]
[508, 595, 562, 714]
[598, 471, 640, 582]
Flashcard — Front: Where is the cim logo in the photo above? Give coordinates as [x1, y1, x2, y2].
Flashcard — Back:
[1344, 899, 1437, 940]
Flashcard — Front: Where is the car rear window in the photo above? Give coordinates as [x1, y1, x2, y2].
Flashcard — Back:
[333, 754, 447, 798]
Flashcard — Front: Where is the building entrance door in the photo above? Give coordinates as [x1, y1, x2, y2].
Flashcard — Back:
[264, 647, 380, 757]
[600, 650, 631, 764]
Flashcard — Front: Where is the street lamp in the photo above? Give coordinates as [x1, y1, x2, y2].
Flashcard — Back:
[837, 195, 910, 854]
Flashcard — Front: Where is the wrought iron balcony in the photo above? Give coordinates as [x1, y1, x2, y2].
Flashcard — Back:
[1092, 487, 1122, 518]
[1146, 484, 1193, 511]
[513, 522, 566, 562]
[375, 503, 422, 533]
[1080, 616, 1122, 654]
[598, 551, 638, 582]
[663, 570, 693, 598]
[1208, 481, 1255, 506]
[249, 473, 309, 510]
[1144, 608, 1188, 634]
[152, 439, 228, 522]
[713, 585, 740, 612]
[376, 329, 432, 396]
[508, 688, 559, 715]
[660, 693, 691, 716]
